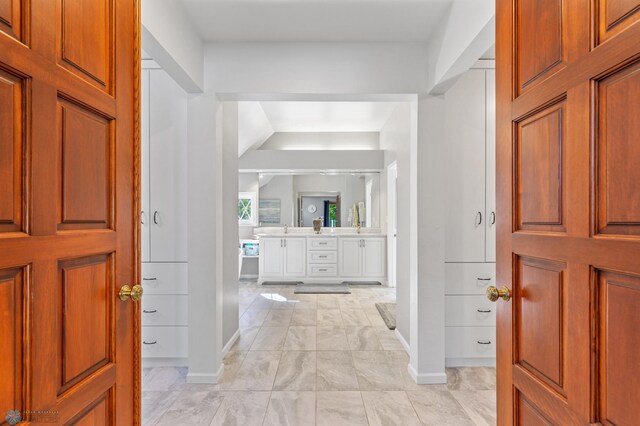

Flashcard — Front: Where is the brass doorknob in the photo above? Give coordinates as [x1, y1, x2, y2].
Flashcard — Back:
[486, 285, 511, 302]
[119, 284, 143, 301]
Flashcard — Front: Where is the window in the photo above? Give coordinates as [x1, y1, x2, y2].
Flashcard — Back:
[238, 192, 257, 226]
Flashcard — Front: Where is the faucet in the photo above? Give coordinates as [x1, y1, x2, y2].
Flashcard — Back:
[284, 224, 288, 234]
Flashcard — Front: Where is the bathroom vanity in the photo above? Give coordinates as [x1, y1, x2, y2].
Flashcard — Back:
[257, 231, 387, 284]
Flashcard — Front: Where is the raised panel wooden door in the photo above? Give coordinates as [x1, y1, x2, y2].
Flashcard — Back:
[445, 69, 487, 262]
[0, 0, 140, 424]
[497, 0, 640, 424]
[148, 69, 188, 262]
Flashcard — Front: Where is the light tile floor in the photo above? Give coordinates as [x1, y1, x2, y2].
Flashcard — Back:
[143, 280, 497, 425]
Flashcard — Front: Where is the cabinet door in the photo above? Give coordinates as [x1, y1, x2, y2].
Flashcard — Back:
[260, 238, 283, 277]
[283, 238, 306, 277]
[149, 69, 188, 262]
[339, 238, 362, 277]
[362, 238, 386, 277]
[141, 70, 150, 262]
[445, 69, 486, 263]
[484, 69, 496, 263]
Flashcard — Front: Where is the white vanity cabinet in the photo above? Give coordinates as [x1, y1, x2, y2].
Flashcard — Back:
[339, 237, 386, 279]
[259, 237, 307, 280]
[141, 67, 189, 367]
[258, 235, 387, 284]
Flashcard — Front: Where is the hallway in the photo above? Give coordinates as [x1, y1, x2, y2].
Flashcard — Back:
[142, 281, 496, 425]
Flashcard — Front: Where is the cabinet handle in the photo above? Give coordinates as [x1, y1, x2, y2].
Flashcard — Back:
[477, 340, 491, 345]
[142, 277, 157, 281]
[490, 211, 496, 225]
[153, 211, 159, 224]
[280, 239, 283, 247]
[143, 340, 157, 345]
[476, 211, 482, 226]
[319, 269, 328, 272]
[319, 242, 327, 245]
[143, 309, 157, 313]
[284, 239, 287, 248]
[477, 309, 492, 313]
[477, 278, 492, 281]
[319, 255, 327, 258]
[141, 210, 145, 225]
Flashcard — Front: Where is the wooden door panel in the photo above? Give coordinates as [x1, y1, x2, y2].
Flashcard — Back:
[596, 270, 640, 425]
[69, 393, 110, 426]
[0, 266, 26, 424]
[596, 61, 640, 236]
[597, 0, 640, 43]
[58, 0, 113, 92]
[515, 257, 565, 395]
[58, 97, 113, 231]
[515, 102, 565, 232]
[516, 0, 565, 94]
[59, 255, 112, 394]
[0, 0, 25, 42]
[0, 69, 25, 233]
[517, 393, 554, 425]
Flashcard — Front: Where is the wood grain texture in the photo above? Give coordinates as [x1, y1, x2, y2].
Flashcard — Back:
[497, 0, 639, 423]
[516, 102, 565, 231]
[596, 61, 640, 236]
[598, 0, 640, 43]
[596, 270, 640, 426]
[0, 0, 139, 423]
[0, 0, 24, 42]
[0, 69, 24, 233]
[516, 0, 564, 93]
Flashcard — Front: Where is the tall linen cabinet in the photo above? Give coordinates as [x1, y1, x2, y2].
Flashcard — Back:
[140, 68, 189, 366]
[444, 65, 497, 367]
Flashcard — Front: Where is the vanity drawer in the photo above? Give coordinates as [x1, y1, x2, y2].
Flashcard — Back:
[142, 295, 188, 326]
[445, 263, 495, 295]
[142, 262, 188, 295]
[445, 295, 496, 327]
[141, 326, 188, 358]
[308, 238, 337, 250]
[445, 326, 496, 358]
[308, 265, 338, 277]
[308, 251, 337, 263]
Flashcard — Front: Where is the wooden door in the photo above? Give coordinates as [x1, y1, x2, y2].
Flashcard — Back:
[496, 0, 640, 424]
[0, 1, 140, 425]
[283, 238, 306, 277]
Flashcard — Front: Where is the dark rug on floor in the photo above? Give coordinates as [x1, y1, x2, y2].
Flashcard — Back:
[375, 302, 396, 330]
[342, 281, 382, 286]
[261, 281, 303, 286]
[294, 283, 351, 294]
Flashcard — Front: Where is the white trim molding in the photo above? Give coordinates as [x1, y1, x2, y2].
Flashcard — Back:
[222, 329, 241, 357]
[395, 329, 410, 354]
[407, 364, 447, 385]
[186, 363, 225, 384]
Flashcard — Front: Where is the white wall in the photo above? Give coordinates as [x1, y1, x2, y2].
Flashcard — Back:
[142, 0, 204, 92]
[261, 132, 380, 150]
[238, 102, 274, 157]
[206, 43, 431, 94]
[239, 150, 384, 171]
[380, 103, 412, 345]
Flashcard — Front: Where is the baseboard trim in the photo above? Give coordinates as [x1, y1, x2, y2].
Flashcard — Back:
[445, 357, 496, 367]
[407, 364, 447, 385]
[394, 329, 410, 354]
[240, 274, 258, 279]
[222, 329, 240, 357]
[186, 363, 224, 384]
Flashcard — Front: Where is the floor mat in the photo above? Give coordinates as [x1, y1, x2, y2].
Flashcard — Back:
[294, 283, 351, 294]
[375, 302, 396, 329]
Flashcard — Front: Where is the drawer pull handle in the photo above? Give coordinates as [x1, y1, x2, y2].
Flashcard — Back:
[319, 256, 328, 258]
[143, 278, 157, 281]
[319, 242, 327, 245]
[319, 269, 328, 272]
[143, 340, 157, 345]
[143, 309, 157, 313]
[477, 340, 492, 345]
[477, 278, 491, 281]
[477, 309, 492, 313]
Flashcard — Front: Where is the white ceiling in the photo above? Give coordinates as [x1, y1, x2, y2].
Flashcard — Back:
[258, 101, 400, 132]
[179, 0, 453, 42]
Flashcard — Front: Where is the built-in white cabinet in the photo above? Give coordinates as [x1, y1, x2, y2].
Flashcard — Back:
[259, 237, 307, 279]
[445, 67, 496, 263]
[444, 65, 496, 367]
[141, 69, 188, 263]
[258, 235, 386, 284]
[141, 67, 189, 367]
